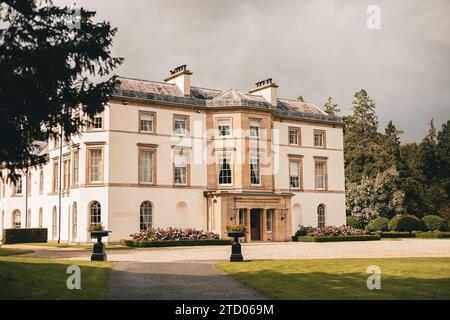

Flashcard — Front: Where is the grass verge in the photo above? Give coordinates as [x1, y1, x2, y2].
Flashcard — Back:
[218, 258, 450, 300]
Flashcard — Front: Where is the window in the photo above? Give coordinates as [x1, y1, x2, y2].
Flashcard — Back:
[52, 206, 57, 239]
[26, 209, 31, 228]
[249, 119, 260, 138]
[92, 113, 103, 130]
[217, 119, 231, 137]
[90, 201, 101, 223]
[250, 155, 261, 185]
[266, 209, 273, 232]
[173, 116, 188, 136]
[289, 128, 300, 145]
[140, 112, 155, 133]
[72, 149, 79, 185]
[39, 170, 44, 194]
[289, 160, 302, 189]
[218, 154, 232, 185]
[38, 208, 43, 228]
[27, 172, 32, 195]
[52, 161, 59, 192]
[72, 203, 77, 240]
[63, 159, 71, 191]
[14, 176, 23, 195]
[139, 150, 155, 184]
[318, 204, 326, 228]
[140, 201, 153, 231]
[315, 161, 327, 190]
[239, 208, 247, 225]
[1, 210, 4, 230]
[13, 210, 21, 228]
[88, 148, 103, 183]
[314, 130, 325, 148]
[174, 152, 188, 185]
[2, 180, 5, 198]
[53, 135, 59, 149]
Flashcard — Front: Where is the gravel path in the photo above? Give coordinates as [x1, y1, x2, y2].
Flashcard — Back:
[107, 261, 268, 300]
[5, 239, 450, 262]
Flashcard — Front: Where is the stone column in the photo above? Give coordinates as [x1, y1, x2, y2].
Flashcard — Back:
[246, 208, 251, 242]
[262, 209, 267, 241]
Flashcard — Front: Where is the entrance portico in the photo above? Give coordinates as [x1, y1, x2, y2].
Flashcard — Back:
[205, 191, 293, 242]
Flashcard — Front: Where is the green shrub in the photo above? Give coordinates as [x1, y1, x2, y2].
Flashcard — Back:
[313, 235, 380, 242]
[297, 236, 314, 242]
[366, 217, 389, 232]
[376, 231, 416, 238]
[422, 215, 448, 231]
[2, 228, 48, 244]
[120, 239, 231, 247]
[389, 215, 423, 232]
[346, 216, 361, 229]
[415, 231, 450, 239]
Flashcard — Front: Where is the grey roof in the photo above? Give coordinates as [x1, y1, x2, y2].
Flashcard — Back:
[113, 76, 342, 124]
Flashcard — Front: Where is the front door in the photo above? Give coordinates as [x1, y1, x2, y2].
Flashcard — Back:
[250, 209, 262, 241]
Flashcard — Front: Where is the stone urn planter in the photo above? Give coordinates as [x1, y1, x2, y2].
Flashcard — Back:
[227, 231, 245, 262]
[90, 230, 111, 261]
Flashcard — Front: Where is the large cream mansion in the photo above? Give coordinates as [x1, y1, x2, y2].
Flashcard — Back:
[0, 65, 346, 243]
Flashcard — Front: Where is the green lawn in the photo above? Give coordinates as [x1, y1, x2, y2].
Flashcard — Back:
[218, 258, 450, 299]
[0, 257, 111, 299]
[0, 248, 33, 256]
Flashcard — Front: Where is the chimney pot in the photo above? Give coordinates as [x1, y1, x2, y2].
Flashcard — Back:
[165, 65, 192, 97]
[249, 78, 278, 105]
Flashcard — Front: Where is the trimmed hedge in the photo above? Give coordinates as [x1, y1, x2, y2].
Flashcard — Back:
[375, 231, 416, 238]
[2, 228, 48, 244]
[414, 231, 450, 239]
[120, 239, 232, 247]
[297, 235, 380, 242]
[389, 215, 424, 232]
[346, 216, 361, 229]
[366, 217, 389, 232]
[422, 215, 448, 231]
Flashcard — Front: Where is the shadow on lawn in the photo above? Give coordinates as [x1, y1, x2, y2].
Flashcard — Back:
[227, 270, 450, 300]
[0, 258, 110, 300]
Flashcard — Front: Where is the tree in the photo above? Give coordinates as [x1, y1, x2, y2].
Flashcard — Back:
[0, 0, 123, 180]
[437, 121, 450, 200]
[323, 97, 340, 116]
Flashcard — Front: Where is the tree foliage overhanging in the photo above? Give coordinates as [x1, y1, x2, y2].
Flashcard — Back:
[0, 0, 123, 179]
[343, 90, 450, 225]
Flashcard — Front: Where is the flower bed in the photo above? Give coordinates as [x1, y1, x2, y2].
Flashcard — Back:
[120, 239, 231, 247]
[295, 225, 379, 242]
[130, 227, 220, 242]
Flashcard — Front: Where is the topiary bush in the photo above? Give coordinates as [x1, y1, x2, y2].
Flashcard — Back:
[366, 217, 389, 232]
[389, 215, 423, 232]
[422, 215, 449, 231]
[346, 216, 361, 229]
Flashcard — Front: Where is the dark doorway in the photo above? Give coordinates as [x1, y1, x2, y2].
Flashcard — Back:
[250, 209, 262, 241]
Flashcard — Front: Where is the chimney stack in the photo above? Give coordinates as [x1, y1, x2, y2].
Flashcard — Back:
[248, 78, 278, 105]
[164, 64, 192, 97]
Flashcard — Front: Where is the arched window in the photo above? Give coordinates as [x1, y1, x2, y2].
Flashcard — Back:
[140, 201, 152, 231]
[12, 210, 21, 228]
[72, 202, 78, 240]
[90, 201, 101, 223]
[26, 209, 31, 228]
[38, 208, 43, 228]
[1, 210, 5, 229]
[39, 170, 44, 194]
[317, 204, 326, 228]
[52, 206, 57, 239]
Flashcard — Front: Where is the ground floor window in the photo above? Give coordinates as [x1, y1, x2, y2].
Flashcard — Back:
[38, 208, 43, 227]
[72, 202, 78, 240]
[12, 210, 21, 228]
[266, 209, 274, 232]
[90, 201, 101, 223]
[318, 204, 326, 228]
[140, 201, 152, 231]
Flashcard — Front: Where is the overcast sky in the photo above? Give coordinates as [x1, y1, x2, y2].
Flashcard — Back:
[57, 0, 450, 142]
